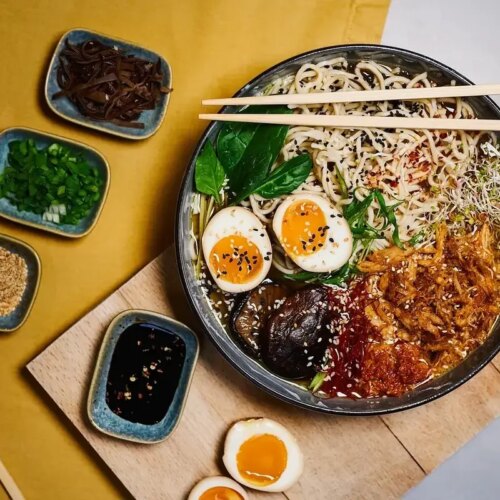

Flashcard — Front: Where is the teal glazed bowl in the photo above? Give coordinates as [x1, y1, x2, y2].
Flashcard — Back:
[0, 233, 41, 332]
[88, 310, 199, 443]
[45, 28, 172, 140]
[0, 127, 110, 238]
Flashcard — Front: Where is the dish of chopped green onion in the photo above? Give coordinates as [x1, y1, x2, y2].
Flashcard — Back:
[0, 139, 103, 225]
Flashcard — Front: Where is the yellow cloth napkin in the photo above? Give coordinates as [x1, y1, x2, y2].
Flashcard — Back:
[0, 0, 389, 498]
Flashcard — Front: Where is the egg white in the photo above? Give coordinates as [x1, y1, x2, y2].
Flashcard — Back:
[202, 207, 272, 293]
[223, 418, 304, 492]
[188, 476, 248, 500]
[272, 194, 353, 273]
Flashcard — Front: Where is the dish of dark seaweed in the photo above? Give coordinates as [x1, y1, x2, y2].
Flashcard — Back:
[45, 28, 172, 139]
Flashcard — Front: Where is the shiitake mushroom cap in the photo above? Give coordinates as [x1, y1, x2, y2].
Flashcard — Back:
[230, 281, 289, 357]
[262, 286, 330, 379]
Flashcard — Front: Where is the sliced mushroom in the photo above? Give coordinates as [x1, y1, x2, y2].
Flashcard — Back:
[263, 286, 330, 379]
[230, 282, 290, 357]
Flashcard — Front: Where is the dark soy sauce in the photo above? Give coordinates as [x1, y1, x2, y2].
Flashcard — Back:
[106, 323, 186, 425]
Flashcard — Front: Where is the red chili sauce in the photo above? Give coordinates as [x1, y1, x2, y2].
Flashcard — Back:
[322, 280, 378, 398]
[322, 279, 430, 398]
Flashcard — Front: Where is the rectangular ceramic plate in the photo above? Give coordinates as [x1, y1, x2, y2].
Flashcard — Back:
[0, 233, 41, 332]
[45, 28, 172, 139]
[0, 127, 110, 238]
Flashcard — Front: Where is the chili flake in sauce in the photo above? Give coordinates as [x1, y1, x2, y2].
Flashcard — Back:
[106, 323, 185, 425]
[321, 279, 430, 398]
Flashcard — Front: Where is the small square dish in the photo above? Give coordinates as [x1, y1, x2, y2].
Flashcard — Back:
[88, 310, 199, 443]
[0, 127, 110, 238]
[45, 28, 172, 139]
[0, 234, 41, 332]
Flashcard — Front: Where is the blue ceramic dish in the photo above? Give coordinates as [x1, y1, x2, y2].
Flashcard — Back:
[0, 127, 110, 238]
[88, 310, 199, 443]
[45, 28, 172, 140]
[0, 233, 41, 332]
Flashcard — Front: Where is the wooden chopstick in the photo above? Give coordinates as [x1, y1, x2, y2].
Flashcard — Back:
[199, 112, 500, 131]
[0, 458, 25, 500]
[202, 83, 500, 106]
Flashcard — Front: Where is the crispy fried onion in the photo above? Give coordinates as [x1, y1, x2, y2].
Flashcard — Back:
[358, 223, 499, 377]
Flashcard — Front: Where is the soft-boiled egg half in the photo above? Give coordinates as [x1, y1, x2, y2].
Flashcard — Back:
[188, 476, 248, 500]
[223, 418, 303, 492]
[202, 207, 272, 293]
[273, 193, 352, 273]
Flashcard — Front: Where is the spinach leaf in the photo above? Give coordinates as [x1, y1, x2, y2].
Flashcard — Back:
[228, 123, 289, 201]
[194, 141, 225, 204]
[216, 105, 280, 175]
[230, 153, 311, 203]
[227, 107, 292, 201]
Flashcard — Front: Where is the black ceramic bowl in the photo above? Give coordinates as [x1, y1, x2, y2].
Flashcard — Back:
[176, 44, 500, 415]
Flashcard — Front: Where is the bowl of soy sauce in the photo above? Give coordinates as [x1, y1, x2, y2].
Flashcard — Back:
[88, 310, 199, 443]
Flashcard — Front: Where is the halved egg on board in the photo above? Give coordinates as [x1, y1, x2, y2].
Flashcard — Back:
[223, 418, 303, 492]
[202, 207, 272, 293]
[188, 476, 248, 500]
[273, 193, 352, 273]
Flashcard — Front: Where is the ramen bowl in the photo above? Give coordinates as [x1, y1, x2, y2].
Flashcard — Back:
[176, 44, 500, 415]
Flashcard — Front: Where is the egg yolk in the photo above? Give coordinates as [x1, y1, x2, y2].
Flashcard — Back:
[209, 235, 264, 284]
[281, 200, 327, 256]
[199, 486, 244, 500]
[236, 433, 287, 486]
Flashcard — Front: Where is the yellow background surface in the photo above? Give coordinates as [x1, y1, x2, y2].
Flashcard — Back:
[0, 1, 388, 498]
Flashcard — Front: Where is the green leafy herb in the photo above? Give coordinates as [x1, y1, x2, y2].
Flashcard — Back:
[309, 372, 327, 392]
[343, 190, 375, 222]
[225, 107, 292, 201]
[282, 270, 319, 282]
[234, 153, 312, 202]
[343, 190, 384, 242]
[283, 262, 357, 286]
[321, 263, 358, 285]
[335, 164, 348, 198]
[194, 142, 225, 204]
[408, 231, 424, 246]
[195, 194, 215, 279]
[216, 105, 280, 175]
[0, 139, 103, 225]
[342, 189, 403, 247]
[373, 190, 403, 248]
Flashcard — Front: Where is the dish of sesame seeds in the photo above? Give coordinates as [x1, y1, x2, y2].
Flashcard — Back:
[178, 45, 500, 412]
[0, 246, 28, 317]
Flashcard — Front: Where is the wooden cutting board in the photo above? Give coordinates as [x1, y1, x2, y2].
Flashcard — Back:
[27, 247, 500, 500]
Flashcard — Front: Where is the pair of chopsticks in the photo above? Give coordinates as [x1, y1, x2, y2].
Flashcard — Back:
[0, 458, 25, 500]
[199, 84, 500, 131]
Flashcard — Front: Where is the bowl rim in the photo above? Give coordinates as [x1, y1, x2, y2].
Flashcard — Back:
[0, 232, 42, 332]
[44, 27, 172, 140]
[0, 126, 111, 238]
[175, 43, 500, 415]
